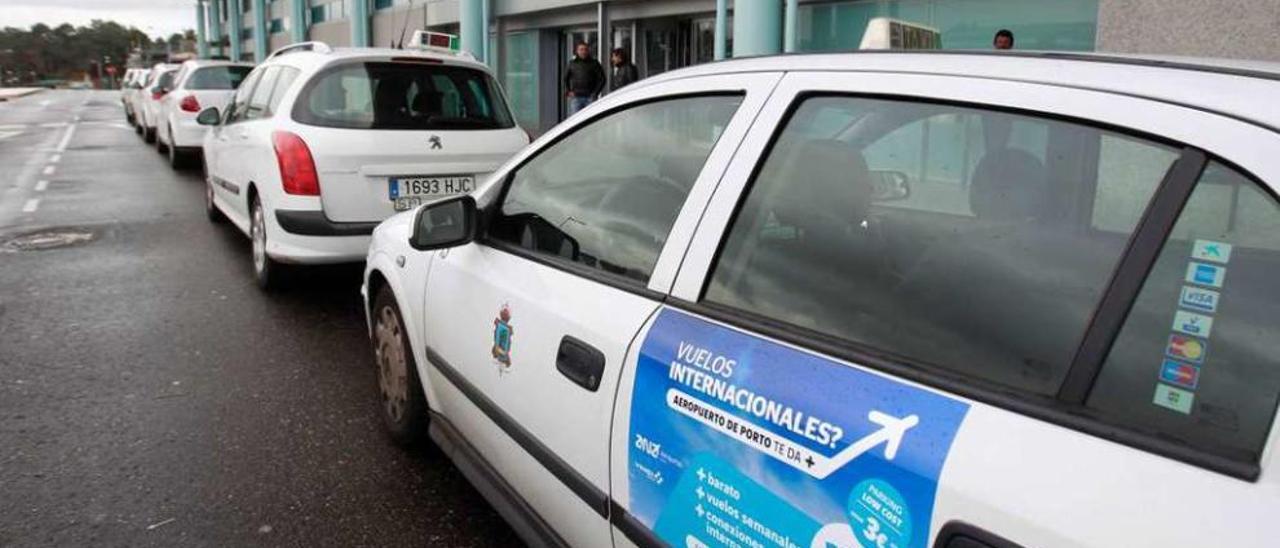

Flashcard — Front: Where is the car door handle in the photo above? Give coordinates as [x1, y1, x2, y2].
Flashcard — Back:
[556, 336, 605, 392]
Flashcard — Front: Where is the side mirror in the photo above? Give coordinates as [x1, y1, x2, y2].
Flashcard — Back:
[870, 169, 911, 202]
[410, 195, 477, 251]
[196, 107, 221, 126]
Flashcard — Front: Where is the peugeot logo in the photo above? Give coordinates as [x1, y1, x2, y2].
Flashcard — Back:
[429, 135, 442, 150]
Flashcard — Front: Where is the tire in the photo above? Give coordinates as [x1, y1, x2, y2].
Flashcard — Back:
[134, 121, 143, 135]
[167, 126, 186, 168]
[372, 285, 429, 446]
[205, 176, 224, 223]
[143, 125, 155, 144]
[156, 127, 168, 154]
[250, 195, 285, 290]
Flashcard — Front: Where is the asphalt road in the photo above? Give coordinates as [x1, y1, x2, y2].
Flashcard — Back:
[0, 90, 520, 547]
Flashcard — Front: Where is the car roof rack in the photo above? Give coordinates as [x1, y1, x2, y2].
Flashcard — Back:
[267, 41, 333, 60]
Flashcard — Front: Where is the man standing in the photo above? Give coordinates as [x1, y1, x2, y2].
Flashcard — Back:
[565, 41, 605, 115]
[993, 29, 1015, 50]
[609, 48, 639, 92]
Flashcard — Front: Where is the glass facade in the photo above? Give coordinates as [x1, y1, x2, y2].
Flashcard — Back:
[798, 0, 1098, 52]
[502, 31, 539, 131]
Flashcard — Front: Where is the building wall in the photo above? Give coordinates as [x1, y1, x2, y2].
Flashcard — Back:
[372, 6, 428, 48]
[309, 21, 352, 47]
[1097, 0, 1280, 61]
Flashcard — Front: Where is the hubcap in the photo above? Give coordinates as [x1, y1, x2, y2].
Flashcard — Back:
[252, 202, 266, 273]
[374, 306, 409, 423]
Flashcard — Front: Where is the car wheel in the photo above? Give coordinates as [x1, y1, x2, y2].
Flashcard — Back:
[373, 285, 429, 446]
[205, 178, 224, 224]
[143, 125, 155, 143]
[134, 121, 143, 135]
[156, 127, 168, 154]
[167, 127, 185, 168]
[250, 195, 284, 290]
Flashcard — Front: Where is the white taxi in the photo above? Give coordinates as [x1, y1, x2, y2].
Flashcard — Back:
[363, 51, 1280, 548]
[199, 33, 527, 289]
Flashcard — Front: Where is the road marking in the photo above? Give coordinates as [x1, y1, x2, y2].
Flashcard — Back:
[0, 124, 26, 130]
[49, 154, 61, 163]
[22, 199, 39, 213]
[55, 123, 77, 152]
[35, 180, 49, 191]
[38, 99, 51, 108]
[0, 130, 21, 141]
[42, 165, 56, 176]
[39, 122, 68, 128]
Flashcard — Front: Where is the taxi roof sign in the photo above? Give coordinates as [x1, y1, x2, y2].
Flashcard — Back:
[407, 30, 461, 54]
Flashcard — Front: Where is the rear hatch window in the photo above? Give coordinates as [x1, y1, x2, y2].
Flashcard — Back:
[187, 66, 253, 90]
[293, 61, 514, 130]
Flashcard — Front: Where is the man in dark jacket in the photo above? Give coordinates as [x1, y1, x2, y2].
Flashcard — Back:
[609, 48, 639, 92]
[565, 41, 605, 115]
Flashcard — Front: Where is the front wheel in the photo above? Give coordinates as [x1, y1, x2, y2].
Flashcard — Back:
[205, 177, 224, 223]
[250, 196, 285, 290]
[167, 126, 187, 168]
[372, 286, 429, 446]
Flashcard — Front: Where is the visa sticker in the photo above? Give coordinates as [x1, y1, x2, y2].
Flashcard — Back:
[1154, 383, 1195, 414]
[628, 309, 969, 548]
[1185, 262, 1226, 288]
[1179, 286, 1220, 313]
[1159, 359, 1200, 390]
[1171, 310, 1214, 338]
[1166, 334, 1208, 364]
[1191, 239, 1232, 264]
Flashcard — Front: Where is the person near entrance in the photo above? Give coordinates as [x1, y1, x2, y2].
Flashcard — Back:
[993, 29, 1015, 50]
[565, 41, 605, 115]
[609, 48, 639, 92]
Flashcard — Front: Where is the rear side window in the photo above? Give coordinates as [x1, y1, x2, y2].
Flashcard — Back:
[1088, 161, 1280, 461]
[244, 66, 279, 120]
[154, 70, 176, 91]
[292, 62, 514, 130]
[488, 95, 742, 284]
[704, 96, 1177, 396]
[186, 66, 253, 90]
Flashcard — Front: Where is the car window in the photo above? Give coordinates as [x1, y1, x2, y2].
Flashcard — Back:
[244, 66, 279, 120]
[227, 66, 264, 123]
[487, 94, 743, 284]
[293, 62, 514, 130]
[267, 67, 300, 113]
[1087, 161, 1280, 461]
[186, 65, 253, 90]
[154, 70, 176, 92]
[704, 95, 1178, 395]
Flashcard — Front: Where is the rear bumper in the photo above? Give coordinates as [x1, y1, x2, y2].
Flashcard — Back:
[275, 210, 380, 237]
[169, 118, 207, 148]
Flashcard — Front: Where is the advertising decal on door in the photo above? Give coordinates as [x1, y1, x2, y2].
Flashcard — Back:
[628, 309, 970, 548]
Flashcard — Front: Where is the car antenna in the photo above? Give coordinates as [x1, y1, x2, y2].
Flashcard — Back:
[395, 0, 415, 49]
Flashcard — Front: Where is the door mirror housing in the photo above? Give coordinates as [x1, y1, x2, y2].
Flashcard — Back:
[196, 107, 221, 126]
[410, 195, 478, 251]
[870, 169, 911, 202]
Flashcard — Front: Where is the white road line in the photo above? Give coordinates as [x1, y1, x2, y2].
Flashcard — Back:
[0, 124, 26, 130]
[39, 122, 67, 128]
[49, 154, 61, 163]
[0, 130, 21, 141]
[55, 123, 76, 152]
[22, 199, 39, 213]
[42, 165, 56, 176]
[35, 180, 49, 191]
[38, 100, 51, 108]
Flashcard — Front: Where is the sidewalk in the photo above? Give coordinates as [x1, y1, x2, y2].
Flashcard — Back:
[0, 88, 44, 102]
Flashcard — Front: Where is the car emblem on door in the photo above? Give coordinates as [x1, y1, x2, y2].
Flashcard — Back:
[492, 304, 513, 368]
[429, 135, 442, 150]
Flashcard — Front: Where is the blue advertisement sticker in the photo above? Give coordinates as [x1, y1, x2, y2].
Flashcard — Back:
[628, 309, 970, 548]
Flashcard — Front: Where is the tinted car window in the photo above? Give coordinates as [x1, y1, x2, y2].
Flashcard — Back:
[704, 96, 1178, 395]
[1087, 161, 1280, 461]
[487, 95, 743, 284]
[293, 62, 514, 130]
[186, 65, 253, 90]
[244, 66, 279, 120]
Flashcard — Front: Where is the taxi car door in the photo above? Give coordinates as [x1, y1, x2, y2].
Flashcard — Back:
[419, 73, 783, 547]
[609, 71, 1280, 547]
[208, 65, 264, 226]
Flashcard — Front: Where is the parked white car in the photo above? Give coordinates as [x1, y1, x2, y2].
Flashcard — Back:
[199, 39, 527, 289]
[155, 59, 254, 168]
[363, 51, 1280, 548]
[137, 63, 179, 143]
[122, 68, 151, 127]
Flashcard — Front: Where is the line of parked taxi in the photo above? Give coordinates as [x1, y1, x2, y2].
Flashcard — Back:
[121, 33, 1280, 548]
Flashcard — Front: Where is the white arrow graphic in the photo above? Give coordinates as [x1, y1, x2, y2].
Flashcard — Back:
[808, 411, 918, 479]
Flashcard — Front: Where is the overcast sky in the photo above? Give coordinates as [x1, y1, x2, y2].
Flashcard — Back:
[2, 0, 195, 39]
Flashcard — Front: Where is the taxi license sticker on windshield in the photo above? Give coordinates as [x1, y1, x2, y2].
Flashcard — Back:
[627, 309, 969, 548]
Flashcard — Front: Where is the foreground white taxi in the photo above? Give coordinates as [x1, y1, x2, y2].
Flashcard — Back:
[200, 35, 527, 289]
[363, 51, 1280, 548]
[156, 59, 253, 168]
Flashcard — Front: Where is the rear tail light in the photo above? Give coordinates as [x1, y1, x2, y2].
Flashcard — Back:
[151, 90, 166, 100]
[272, 131, 320, 196]
[179, 94, 201, 113]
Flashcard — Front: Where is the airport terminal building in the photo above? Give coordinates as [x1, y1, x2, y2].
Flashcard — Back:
[193, 0, 1280, 134]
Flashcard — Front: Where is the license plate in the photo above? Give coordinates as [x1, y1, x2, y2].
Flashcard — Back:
[389, 175, 474, 211]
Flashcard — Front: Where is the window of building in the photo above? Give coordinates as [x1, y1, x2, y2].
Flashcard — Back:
[704, 95, 1178, 396]
[1087, 162, 1280, 462]
[487, 95, 744, 284]
[502, 31, 539, 131]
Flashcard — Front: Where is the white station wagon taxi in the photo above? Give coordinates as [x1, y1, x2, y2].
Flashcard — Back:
[363, 51, 1280, 548]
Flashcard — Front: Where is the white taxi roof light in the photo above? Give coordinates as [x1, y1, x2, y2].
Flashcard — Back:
[408, 30, 464, 55]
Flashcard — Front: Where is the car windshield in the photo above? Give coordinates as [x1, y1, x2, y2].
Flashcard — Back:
[293, 61, 515, 130]
[186, 65, 253, 90]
